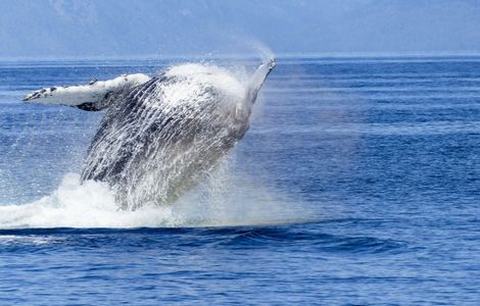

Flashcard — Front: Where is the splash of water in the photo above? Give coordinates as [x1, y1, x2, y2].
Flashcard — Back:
[0, 169, 311, 229]
[0, 54, 313, 229]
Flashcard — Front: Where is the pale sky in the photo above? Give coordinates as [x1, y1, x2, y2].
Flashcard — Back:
[1, 0, 479, 59]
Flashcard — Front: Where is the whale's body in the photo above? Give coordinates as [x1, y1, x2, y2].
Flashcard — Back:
[24, 60, 275, 210]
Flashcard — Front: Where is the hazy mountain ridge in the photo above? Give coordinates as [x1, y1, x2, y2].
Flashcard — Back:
[1, 0, 479, 58]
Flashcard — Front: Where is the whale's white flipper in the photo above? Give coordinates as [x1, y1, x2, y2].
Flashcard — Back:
[23, 73, 151, 111]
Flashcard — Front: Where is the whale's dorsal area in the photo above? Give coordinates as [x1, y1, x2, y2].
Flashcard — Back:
[24, 60, 275, 210]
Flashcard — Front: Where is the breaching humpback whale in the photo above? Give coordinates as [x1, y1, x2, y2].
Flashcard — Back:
[24, 59, 276, 210]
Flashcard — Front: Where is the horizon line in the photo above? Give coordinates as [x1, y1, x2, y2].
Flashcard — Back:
[1, 51, 480, 62]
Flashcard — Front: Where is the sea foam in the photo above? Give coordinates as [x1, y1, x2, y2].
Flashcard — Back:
[0, 169, 310, 229]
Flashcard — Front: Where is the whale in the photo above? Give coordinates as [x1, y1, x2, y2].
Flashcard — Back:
[24, 59, 276, 210]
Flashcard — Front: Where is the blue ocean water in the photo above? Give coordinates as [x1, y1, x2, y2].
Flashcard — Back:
[0, 57, 479, 305]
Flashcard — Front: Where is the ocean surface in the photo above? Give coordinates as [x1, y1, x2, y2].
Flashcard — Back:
[0, 57, 479, 305]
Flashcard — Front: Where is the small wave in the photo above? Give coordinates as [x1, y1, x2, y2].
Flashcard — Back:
[0, 234, 62, 246]
[210, 225, 406, 254]
[0, 224, 406, 256]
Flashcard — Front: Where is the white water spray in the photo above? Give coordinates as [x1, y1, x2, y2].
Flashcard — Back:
[0, 169, 310, 229]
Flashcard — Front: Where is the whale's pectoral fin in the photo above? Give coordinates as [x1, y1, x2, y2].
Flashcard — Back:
[23, 73, 151, 111]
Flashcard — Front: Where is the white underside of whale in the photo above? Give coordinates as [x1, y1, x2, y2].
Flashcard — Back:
[23, 73, 151, 107]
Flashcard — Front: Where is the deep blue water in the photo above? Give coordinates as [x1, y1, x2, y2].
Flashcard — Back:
[0, 57, 479, 305]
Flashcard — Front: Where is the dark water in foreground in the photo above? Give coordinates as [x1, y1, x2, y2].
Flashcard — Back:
[0, 57, 479, 305]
